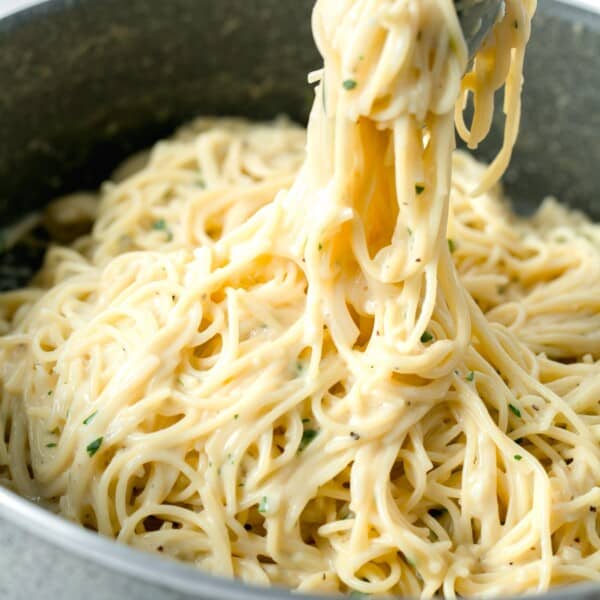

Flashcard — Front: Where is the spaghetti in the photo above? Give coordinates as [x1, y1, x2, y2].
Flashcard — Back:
[3, 0, 600, 597]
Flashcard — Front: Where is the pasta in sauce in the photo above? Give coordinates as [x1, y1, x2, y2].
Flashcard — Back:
[3, 0, 600, 597]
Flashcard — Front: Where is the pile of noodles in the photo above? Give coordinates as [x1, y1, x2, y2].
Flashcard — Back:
[3, 0, 600, 597]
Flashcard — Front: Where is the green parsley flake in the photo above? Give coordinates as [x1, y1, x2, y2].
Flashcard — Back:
[466, 371, 475, 382]
[83, 410, 98, 425]
[508, 404, 522, 418]
[299, 429, 318, 451]
[342, 79, 357, 91]
[448, 239, 457, 253]
[258, 496, 269, 513]
[46, 442, 57, 448]
[415, 184, 425, 195]
[152, 219, 167, 231]
[421, 331, 434, 344]
[514, 454, 523, 461]
[86, 437, 103, 457]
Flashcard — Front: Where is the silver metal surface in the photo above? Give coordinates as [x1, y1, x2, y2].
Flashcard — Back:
[0, 1, 600, 599]
[456, 0, 505, 57]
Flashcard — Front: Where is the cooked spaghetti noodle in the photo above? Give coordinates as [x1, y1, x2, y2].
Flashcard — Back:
[3, 0, 600, 597]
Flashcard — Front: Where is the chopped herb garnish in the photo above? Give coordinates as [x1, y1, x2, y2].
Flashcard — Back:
[466, 371, 475, 382]
[234, 414, 239, 420]
[342, 79, 357, 91]
[415, 184, 425, 195]
[302, 418, 311, 424]
[152, 219, 167, 231]
[86, 437, 103, 457]
[514, 454, 523, 461]
[407, 227, 413, 236]
[83, 410, 98, 425]
[421, 331, 434, 344]
[508, 404, 522, 418]
[299, 429, 318, 451]
[258, 496, 269, 513]
[46, 442, 57, 448]
[514, 19, 519, 29]
[448, 239, 457, 253]
[350, 431, 361, 441]
[318, 243, 323, 251]
[47, 390, 53, 396]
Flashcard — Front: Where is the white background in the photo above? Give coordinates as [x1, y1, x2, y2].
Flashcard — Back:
[1, 0, 600, 19]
